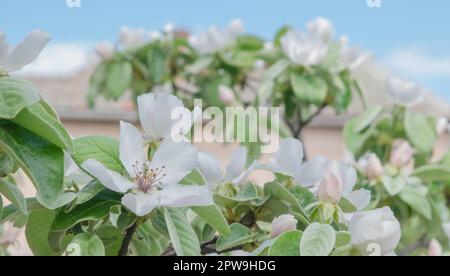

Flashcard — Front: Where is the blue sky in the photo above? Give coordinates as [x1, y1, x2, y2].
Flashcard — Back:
[1, 0, 450, 100]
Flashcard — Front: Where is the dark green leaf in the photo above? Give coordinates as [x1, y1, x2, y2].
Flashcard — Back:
[0, 123, 64, 208]
[51, 190, 121, 231]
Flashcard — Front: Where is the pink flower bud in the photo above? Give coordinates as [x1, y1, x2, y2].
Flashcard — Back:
[390, 139, 416, 169]
[95, 42, 114, 60]
[318, 162, 344, 205]
[271, 214, 298, 238]
[362, 154, 384, 181]
[428, 239, 443, 257]
[219, 85, 236, 105]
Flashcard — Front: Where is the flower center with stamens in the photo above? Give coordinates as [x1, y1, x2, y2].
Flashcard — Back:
[132, 161, 166, 193]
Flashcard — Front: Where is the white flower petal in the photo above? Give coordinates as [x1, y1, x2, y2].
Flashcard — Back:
[119, 121, 146, 177]
[137, 93, 185, 142]
[349, 210, 384, 242]
[295, 156, 331, 187]
[227, 19, 245, 39]
[443, 223, 450, 241]
[81, 159, 134, 193]
[0, 33, 8, 63]
[150, 139, 197, 185]
[307, 17, 334, 43]
[2, 30, 50, 72]
[197, 151, 223, 188]
[281, 30, 327, 66]
[159, 185, 214, 207]
[64, 153, 79, 177]
[275, 138, 304, 177]
[387, 77, 427, 108]
[338, 162, 357, 196]
[232, 161, 256, 186]
[122, 192, 160, 217]
[346, 189, 371, 211]
[224, 147, 247, 182]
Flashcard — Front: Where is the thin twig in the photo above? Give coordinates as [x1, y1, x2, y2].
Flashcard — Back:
[161, 237, 246, 256]
[299, 103, 327, 133]
[118, 222, 139, 256]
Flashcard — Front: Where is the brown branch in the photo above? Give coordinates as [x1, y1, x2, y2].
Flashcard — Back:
[118, 222, 139, 256]
[298, 103, 327, 133]
[161, 237, 245, 257]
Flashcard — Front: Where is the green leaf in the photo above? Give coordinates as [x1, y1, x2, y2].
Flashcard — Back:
[0, 198, 42, 224]
[12, 102, 73, 151]
[180, 169, 206, 186]
[72, 136, 123, 173]
[290, 186, 317, 207]
[399, 187, 432, 220]
[147, 45, 170, 83]
[235, 183, 259, 201]
[0, 177, 27, 215]
[412, 165, 450, 182]
[38, 98, 60, 120]
[220, 51, 256, 68]
[263, 59, 290, 81]
[51, 190, 121, 231]
[39, 192, 77, 210]
[96, 226, 124, 256]
[132, 221, 170, 256]
[338, 197, 357, 213]
[190, 205, 231, 237]
[0, 196, 3, 220]
[335, 231, 352, 248]
[76, 180, 105, 205]
[213, 193, 238, 208]
[0, 123, 64, 209]
[87, 63, 107, 108]
[268, 231, 302, 256]
[216, 223, 254, 252]
[352, 106, 384, 133]
[237, 35, 265, 51]
[274, 25, 291, 47]
[344, 116, 376, 154]
[0, 77, 40, 119]
[186, 56, 213, 74]
[0, 150, 18, 176]
[264, 182, 307, 217]
[300, 223, 336, 256]
[333, 231, 353, 256]
[105, 62, 132, 100]
[25, 209, 58, 256]
[404, 111, 436, 153]
[66, 233, 105, 256]
[164, 207, 201, 256]
[250, 239, 274, 256]
[382, 176, 406, 196]
[290, 72, 328, 105]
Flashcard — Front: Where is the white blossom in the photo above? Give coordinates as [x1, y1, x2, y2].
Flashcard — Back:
[0, 30, 50, 73]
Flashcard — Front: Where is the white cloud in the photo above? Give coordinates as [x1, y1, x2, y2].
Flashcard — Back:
[384, 46, 450, 77]
[14, 42, 95, 78]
